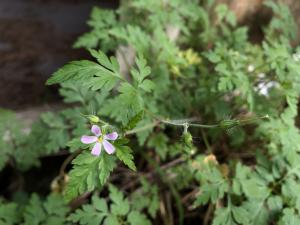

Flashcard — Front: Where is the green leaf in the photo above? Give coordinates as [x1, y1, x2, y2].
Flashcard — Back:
[213, 205, 249, 225]
[130, 178, 159, 218]
[47, 51, 121, 92]
[23, 194, 68, 225]
[147, 133, 169, 160]
[213, 207, 235, 225]
[68, 195, 107, 225]
[23, 194, 46, 225]
[64, 152, 116, 201]
[194, 166, 229, 206]
[46, 60, 100, 85]
[0, 109, 21, 171]
[279, 208, 300, 225]
[243, 200, 269, 225]
[232, 206, 249, 224]
[127, 211, 151, 225]
[122, 110, 144, 131]
[0, 202, 20, 225]
[99, 153, 116, 185]
[74, 7, 117, 51]
[104, 215, 120, 225]
[139, 80, 155, 92]
[116, 145, 136, 171]
[67, 138, 88, 152]
[89, 49, 119, 74]
[131, 56, 151, 84]
[109, 185, 130, 216]
[102, 82, 144, 125]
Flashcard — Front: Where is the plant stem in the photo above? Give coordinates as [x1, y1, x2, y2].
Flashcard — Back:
[59, 149, 83, 178]
[124, 114, 269, 135]
[201, 129, 212, 153]
[124, 121, 159, 135]
[125, 117, 219, 136]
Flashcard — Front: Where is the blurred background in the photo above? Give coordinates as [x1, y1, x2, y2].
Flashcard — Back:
[0, 0, 118, 110]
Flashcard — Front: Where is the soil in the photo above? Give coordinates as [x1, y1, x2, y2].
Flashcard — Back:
[0, 0, 118, 110]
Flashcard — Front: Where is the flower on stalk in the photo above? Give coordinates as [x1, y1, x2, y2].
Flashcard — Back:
[81, 125, 118, 156]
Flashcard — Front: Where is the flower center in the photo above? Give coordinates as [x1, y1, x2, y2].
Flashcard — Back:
[98, 136, 103, 143]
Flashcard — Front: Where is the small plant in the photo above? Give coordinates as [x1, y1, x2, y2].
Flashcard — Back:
[1, 0, 300, 224]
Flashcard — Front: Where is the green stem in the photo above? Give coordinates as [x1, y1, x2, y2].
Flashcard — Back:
[124, 114, 269, 135]
[201, 129, 212, 153]
[161, 119, 218, 128]
[189, 123, 219, 128]
[125, 122, 159, 135]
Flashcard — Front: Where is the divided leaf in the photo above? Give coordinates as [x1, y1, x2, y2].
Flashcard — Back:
[64, 152, 116, 201]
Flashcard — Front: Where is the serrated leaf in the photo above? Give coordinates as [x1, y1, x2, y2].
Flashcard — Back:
[116, 145, 136, 171]
[109, 185, 130, 216]
[147, 133, 169, 160]
[123, 111, 144, 131]
[131, 56, 151, 84]
[89, 49, 119, 74]
[104, 215, 120, 225]
[0, 202, 20, 225]
[99, 153, 116, 184]
[64, 152, 116, 201]
[23, 193, 68, 225]
[68, 195, 107, 225]
[46, 60, 100, 85]
[139, 79, 155, 92]
[279, 208, 300, 225]
[127, 211, 151, 225]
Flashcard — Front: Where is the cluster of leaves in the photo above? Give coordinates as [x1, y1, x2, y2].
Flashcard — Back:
[0, 184, 158, 225]
[0, 194, 68, 225]
[1, 0, 300, 224]
[69, 184, 156, 225]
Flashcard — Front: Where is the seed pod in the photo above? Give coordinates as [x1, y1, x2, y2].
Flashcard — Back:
[219, 119, 240, 130]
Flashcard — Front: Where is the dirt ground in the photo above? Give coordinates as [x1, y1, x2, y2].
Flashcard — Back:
[0, 0, 118, 109]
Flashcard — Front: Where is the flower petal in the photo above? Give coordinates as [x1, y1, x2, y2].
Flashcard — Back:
[81, 135, 97, 144]
[103, 140, 115, 154]
[91, 125, 101, 137]
[91, 142, 102, 156]
[104, 132, 118, 141]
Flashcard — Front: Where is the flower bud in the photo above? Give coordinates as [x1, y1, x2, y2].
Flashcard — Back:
[182, 131, 193, 149]
[87, 115, 100, 123]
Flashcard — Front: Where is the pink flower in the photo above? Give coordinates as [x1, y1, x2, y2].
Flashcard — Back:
[81, 125, 118, 156]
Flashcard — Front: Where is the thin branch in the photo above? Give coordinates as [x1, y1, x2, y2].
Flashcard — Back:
[59, 149, 83, 178]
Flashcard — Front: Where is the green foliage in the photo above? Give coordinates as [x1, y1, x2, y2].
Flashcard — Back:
[147, 132, 169, 160]
[23, 194, 69, 225]
[130, 178, 160, 218]
[69, 185, 151, 225]
[73, 7, 117, 51]
[0, 194, 68, 225]
[47, 50, 122, 93]
[0, 202, 21, 225]
[115, 141, 136, 171]
[1, 0, 300, 224]
[0, 109, 21, 170]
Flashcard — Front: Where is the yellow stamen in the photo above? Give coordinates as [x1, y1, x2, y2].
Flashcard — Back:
[98, 136, 103, 143]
